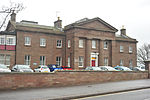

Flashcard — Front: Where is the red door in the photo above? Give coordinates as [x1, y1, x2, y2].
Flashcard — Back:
[92, 60, 95, 66]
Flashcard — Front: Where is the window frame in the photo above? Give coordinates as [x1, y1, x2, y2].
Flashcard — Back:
[92, 40, 96, 49]
[0, 54, 5, 64]
[120, 45, 124, 52]
[120, 59, 124, 66]
[25, 36, 31, 46]
[129, 46, 133, 53]
[68, 40, 71, 48]
[79, 56, 84, 67]
[104, 41, 108, 49]
[40, 56, 46, 65]
[40, 38, 46, 47]
[79, 39, 83, 48]
[0, 36, 5, 45]
[104, 57, 108, 66]
[56, 40, 62, 48]
[68, 56, 70, 67]
[24, 55, 31, 65]
[56, 56, 62, 66]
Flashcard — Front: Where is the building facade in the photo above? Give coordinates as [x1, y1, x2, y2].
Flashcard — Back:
[0, 13, 137, 69]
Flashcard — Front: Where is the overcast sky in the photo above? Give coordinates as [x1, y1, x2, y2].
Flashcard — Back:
[0, 0, 150, 47]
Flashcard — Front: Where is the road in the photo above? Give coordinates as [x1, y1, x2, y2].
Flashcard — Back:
[74, 88, 150, 100]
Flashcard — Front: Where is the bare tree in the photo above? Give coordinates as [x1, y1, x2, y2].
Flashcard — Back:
[137, 43, 150, 67]
[0, 1, 24, 30]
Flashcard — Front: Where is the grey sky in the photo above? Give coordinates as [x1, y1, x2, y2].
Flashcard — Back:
[0, 0, 150, 47]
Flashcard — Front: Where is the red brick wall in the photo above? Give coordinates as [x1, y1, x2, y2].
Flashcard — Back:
[0, 71, 148, 90]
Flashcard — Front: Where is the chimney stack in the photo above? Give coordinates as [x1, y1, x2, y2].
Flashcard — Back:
[54, 17, 62, 29]
[120, 25, 126, 36]
[10, 11, 16, 22]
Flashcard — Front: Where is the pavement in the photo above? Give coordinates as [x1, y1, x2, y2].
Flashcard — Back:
[0, 79, 150, 100]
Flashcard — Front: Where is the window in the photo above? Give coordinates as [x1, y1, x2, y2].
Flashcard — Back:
[25, 37, 31, 45]
[104, 41, 108, 49]
[68, 56, 70, 67]
[0, 36, 5, 45]
[79, 39, 83, 48]
[56, 57, 62, 66]
[40, 38, 46, 47]
[129, 60, 133, 67]
[0, 54, 5, 64]
[40, 56, 46, 65]
[57, 40, 62, 48]
[5, 55, 10, 66]
[7, 37, 15, 45]
[104, 58, 108, 66]
[92, 40, 96, 49]
[24, 55, 31, 65]
[0, 54, 10, 66]
[68, 40, 71, 48]
[79, 56, 84, 67]
[120, 59, 124, 66]
[120, 45, 124, 52]
[129, 46, 133, 53]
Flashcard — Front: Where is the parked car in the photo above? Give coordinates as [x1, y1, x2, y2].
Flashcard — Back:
[12, 65, 33, 72]
[85, 66, 102, 71]
[47, 64, 63, 72]
[114, 66, 132, 71]
[34, 65, 50, 72]
[99, 66, 117, 71]
[0, 64, 11, 72]
[61, 66, 72, 70]
[132, 67, 145, 71]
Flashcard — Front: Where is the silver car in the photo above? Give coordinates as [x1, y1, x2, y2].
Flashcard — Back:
[0, 64, 11, 72]
[12, 65, 33, 72]
[85, 66, 102, 71]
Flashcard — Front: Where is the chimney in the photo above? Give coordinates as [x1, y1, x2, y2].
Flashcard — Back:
[10, 11, 16, 22]
[54, 17, 62, 29]
[120, 25, 126, 36]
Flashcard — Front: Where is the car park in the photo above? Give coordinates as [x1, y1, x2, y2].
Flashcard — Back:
[99, 66, 117, 71]
[47, 64, 63, 72]
[61, 66, 72, 70]
[85, 66, 102, 71]
[0, 64, 11, 72]
[34, 65, 50, 72]
[114, 66, 132, 71]
[12, 65, 33, 72]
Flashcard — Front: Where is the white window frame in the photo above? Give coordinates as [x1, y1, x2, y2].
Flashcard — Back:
[57, 40, 62, 48]
[129, 59, 133, 67]
[40, 38, 46, 47]
[79, 56, 84, 67]
[24, 55, 31, 65]
[120, 59, 124, 66]
[104, 41, 108, 49]
[56, 56, 62, 66]
[92, 40, 96, 49]
[0, 54, 5, 64]
[68, 40, 71, 48]
[0, 36, 5, 45]
[40, 56, 46, 65]
[68, 56, 70, 67]
[120, 45, 124, 52]
[104, 57, 108, 66]
[79, 39, 83, 48]
[129, 46, 133, 53]
[25, 36, 31, 46]
[7, 37, 15, 45]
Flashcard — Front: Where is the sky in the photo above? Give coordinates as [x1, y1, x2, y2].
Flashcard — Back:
[0, 0, 150, 47]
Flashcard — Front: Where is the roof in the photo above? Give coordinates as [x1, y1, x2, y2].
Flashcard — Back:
[7, 20, 64, 35]
[64, 17, 118, 32]
[115, 34, 137, 42]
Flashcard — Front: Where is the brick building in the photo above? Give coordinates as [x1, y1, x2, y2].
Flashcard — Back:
[0, 13, 137, 69]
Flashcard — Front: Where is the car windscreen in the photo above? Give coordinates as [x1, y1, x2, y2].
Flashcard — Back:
[18, 65, 30, 69]
[0, 65, 7, 69]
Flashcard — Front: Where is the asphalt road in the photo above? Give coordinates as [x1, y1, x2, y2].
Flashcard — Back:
[75, 88, 150, 100]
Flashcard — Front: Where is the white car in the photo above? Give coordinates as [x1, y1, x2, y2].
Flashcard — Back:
[132, 67, 145, 71]
[34, 65, 50, 72]
[12, 65, 33, 72]
[85, 66, 102, 71]
[0, 64, 11, 72]
[114, 66, 132, 71]
[99, 66, 117, 71]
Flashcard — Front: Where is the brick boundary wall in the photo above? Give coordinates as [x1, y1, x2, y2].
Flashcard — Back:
[0, 71, 148, 90]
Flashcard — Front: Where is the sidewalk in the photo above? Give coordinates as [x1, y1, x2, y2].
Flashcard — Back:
[0, 79, 150, 100]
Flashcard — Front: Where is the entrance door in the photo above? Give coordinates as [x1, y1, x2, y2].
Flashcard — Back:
[91, 53, 99, 67]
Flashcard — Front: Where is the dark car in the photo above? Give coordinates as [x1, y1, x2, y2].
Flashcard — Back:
[47, 64, 63, 72]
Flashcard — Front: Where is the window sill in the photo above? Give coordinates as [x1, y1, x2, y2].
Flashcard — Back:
[24, 45, 31, 47]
